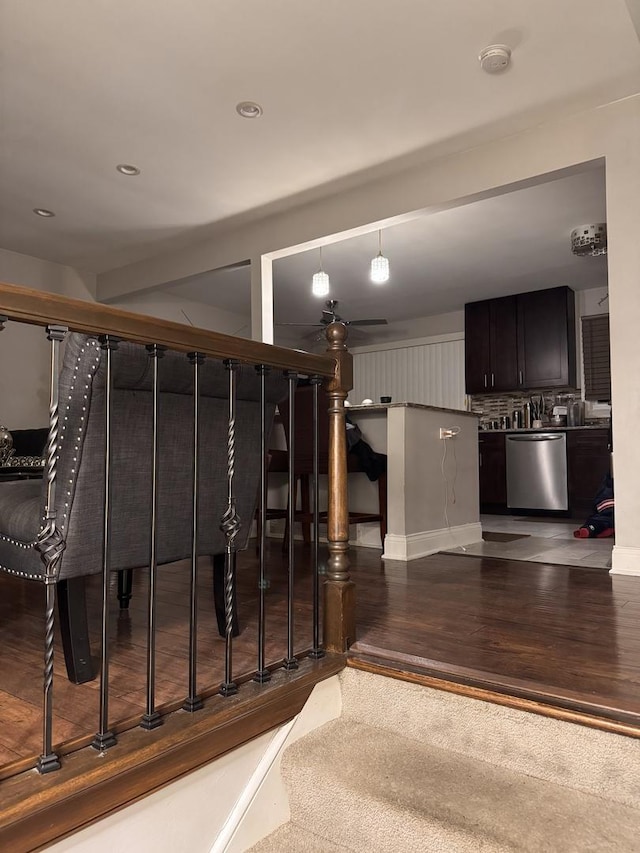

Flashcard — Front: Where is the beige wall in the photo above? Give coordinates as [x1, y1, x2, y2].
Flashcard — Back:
[0, 248, 96, 428]
[97, 95, 640, 573]
[0, 250, 252, 429]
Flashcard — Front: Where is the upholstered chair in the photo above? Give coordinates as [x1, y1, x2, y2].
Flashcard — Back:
[0, 333, 287, 682]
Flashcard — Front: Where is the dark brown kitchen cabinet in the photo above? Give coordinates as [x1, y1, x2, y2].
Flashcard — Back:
[517, 286, 576, 389]
[465, 286, 576, 394]
[478, 432, 507, 508]
[567, 429, 611, 518]
[465, 296, 518, 393]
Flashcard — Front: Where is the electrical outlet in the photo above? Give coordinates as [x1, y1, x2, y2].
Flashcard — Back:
[439, 427, 460, 439]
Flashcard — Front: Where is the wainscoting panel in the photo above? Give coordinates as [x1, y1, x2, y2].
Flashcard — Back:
[349, 336, 465, 410]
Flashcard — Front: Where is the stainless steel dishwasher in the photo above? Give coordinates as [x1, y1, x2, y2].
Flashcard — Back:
[505, 432, 568, 510]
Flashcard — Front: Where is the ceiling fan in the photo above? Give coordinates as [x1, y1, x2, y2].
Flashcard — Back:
[278, 300, 388, 338]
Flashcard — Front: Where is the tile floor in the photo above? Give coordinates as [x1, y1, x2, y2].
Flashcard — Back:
[446, 514, 614, 569]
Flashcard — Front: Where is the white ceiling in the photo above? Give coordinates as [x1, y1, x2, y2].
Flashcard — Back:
[1, 0, 639, 278]
[164, 165, 609, 339]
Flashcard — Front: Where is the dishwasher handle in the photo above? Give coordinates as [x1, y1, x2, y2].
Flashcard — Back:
[506, 433, 564, 442]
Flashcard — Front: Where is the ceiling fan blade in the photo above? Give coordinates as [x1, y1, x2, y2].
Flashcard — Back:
[348, 319, 388, 326]
[276, 322, 324, 327]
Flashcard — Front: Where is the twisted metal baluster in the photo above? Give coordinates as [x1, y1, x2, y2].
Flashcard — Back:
[308, 376, 325, 659]
[254, 364, 271, 684]
[184, 352, 204, 712]
[283, 370, 298, 670]
[220, 359, 240, 696]
[34, 324, 68, 773]
[92, 336, 119, 752]
[141, 344, 164, 730]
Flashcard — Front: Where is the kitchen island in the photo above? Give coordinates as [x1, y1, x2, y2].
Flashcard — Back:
[347, 402, 480, 560]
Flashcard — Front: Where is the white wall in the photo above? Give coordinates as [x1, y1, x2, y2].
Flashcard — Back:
[349, 334, 465, 411]
[0, 248, 96, 429]
[110, 290, 250, 338]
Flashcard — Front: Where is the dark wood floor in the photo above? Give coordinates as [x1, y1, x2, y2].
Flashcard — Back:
[348, 549, 640, 726]
[2, 542, 640, 773]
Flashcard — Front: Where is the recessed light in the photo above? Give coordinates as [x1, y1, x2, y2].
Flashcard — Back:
[33, 208, 55, 217]
[236, 101, 263, 119]
[116, 163, 141, 176]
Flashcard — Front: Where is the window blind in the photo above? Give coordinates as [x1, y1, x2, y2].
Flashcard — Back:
[582, 313, 611, 402]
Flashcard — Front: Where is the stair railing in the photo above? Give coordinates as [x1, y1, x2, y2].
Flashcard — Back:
[0, 280, 354, 777]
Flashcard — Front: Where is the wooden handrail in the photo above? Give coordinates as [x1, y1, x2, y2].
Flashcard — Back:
[0, 281, 336, 376]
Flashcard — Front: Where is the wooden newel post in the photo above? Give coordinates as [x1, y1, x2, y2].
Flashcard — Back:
[323, 322, 355, 652]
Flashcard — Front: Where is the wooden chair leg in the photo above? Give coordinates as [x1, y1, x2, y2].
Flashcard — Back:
[300, 473, 312, 545]
[282, 476, 298, 553]
[117, 568, 133, 609]
[212, 553, 239, 638]
[378, 472, 388, 543]
[57, 577, 95, 684]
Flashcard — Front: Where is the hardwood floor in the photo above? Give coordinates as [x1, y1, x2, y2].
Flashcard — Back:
[2, 541, 640, 775]
[348, 548, 640, 726]
[0, 543, 318, 773]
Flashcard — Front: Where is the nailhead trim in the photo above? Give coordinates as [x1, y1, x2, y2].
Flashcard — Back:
[0, 563, 44, 580]
[1, 337, 101, 579]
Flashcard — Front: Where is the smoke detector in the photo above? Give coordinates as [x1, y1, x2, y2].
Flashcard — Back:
[479, 44, 512, 74]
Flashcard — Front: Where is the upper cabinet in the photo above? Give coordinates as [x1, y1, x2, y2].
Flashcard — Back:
[464, 296, 518, 393]
[465, 286, 577, 394]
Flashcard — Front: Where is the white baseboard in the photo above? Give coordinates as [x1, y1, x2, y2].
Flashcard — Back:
[383, 522, 482, 561]
[610, 545, 640, 576]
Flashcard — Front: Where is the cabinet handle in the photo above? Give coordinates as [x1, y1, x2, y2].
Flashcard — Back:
[519, 370, 523, 385]
[491, 373, 495, 387]
[484, 374, 488, 388]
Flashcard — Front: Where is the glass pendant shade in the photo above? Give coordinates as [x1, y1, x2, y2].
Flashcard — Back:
[370, 252, 390, 283]
[312, 270, 330, 297]
[370, 230, 390, 283]
[312, 246, 330, 297]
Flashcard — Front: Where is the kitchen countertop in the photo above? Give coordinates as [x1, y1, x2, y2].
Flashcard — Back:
[348, 402, 478, 417]
[479, 424, 609, 433]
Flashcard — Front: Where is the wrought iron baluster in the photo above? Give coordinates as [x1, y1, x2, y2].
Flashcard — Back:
[184, 352, 204, 712]
[309, 376, 325, 659]
[92, 335, 119, 752]
[283, 370, 298, 670]
[34, 324, 68, 773]
[220, 359, 240, 696]
[141, 344, 164, 730]
[254, 364, 271, 683]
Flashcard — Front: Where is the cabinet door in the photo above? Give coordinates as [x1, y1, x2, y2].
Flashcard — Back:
[465, 301, 491, 393]
[517, 287, 576, 388]
[567, 429, 611, 518]
[490, 295, 519, 391]
[479, 432, 507, 507]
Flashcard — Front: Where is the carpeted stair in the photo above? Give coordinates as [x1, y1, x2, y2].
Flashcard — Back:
[248, 668, 640, 852]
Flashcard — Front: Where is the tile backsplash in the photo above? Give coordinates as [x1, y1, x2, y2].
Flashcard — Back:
[469, 390, 611, 428]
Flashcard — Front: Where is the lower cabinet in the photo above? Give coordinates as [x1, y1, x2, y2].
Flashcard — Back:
[566, 429, 611, 519]
[479, 428, 611, 516]
[478, 432, 507, 508]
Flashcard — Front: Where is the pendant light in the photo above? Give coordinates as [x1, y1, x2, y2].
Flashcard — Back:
[312, 247, 330, 297]
[370, 230, 390, 284]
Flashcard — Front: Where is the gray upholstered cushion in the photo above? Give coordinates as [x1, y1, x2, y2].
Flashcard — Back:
[0, 334, 289, 581]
